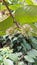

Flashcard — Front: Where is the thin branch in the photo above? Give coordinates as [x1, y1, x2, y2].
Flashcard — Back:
[3, 0, 21, 28]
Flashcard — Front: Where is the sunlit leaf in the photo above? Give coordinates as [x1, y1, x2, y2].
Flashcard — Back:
[15, 5, 37, 25]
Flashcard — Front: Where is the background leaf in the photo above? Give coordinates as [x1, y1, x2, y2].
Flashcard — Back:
[15, 5, 37, 25]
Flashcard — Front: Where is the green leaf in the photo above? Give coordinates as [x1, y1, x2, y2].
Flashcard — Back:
[0, 55, 3, 63]
[22, 39, 31, 51]
[3, 59, 14, 65]
[0, 16, 13, 35]
[25, 0, 33, 5]
[18, 61, 25, 65]
[24, 55, 35, 63]
[8, 54, 18, 62]
[27, 49, 37, 59]
[0, 4, 6, 11]
[9, 4, 21, 10]
[29, 37, 37, 49]
[15, 6, 37, 25]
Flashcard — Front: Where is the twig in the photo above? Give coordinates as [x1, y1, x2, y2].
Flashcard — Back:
[3, 0, 21, 28]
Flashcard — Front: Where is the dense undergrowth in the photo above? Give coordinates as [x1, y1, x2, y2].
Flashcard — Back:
[0, 32, 37, 65]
